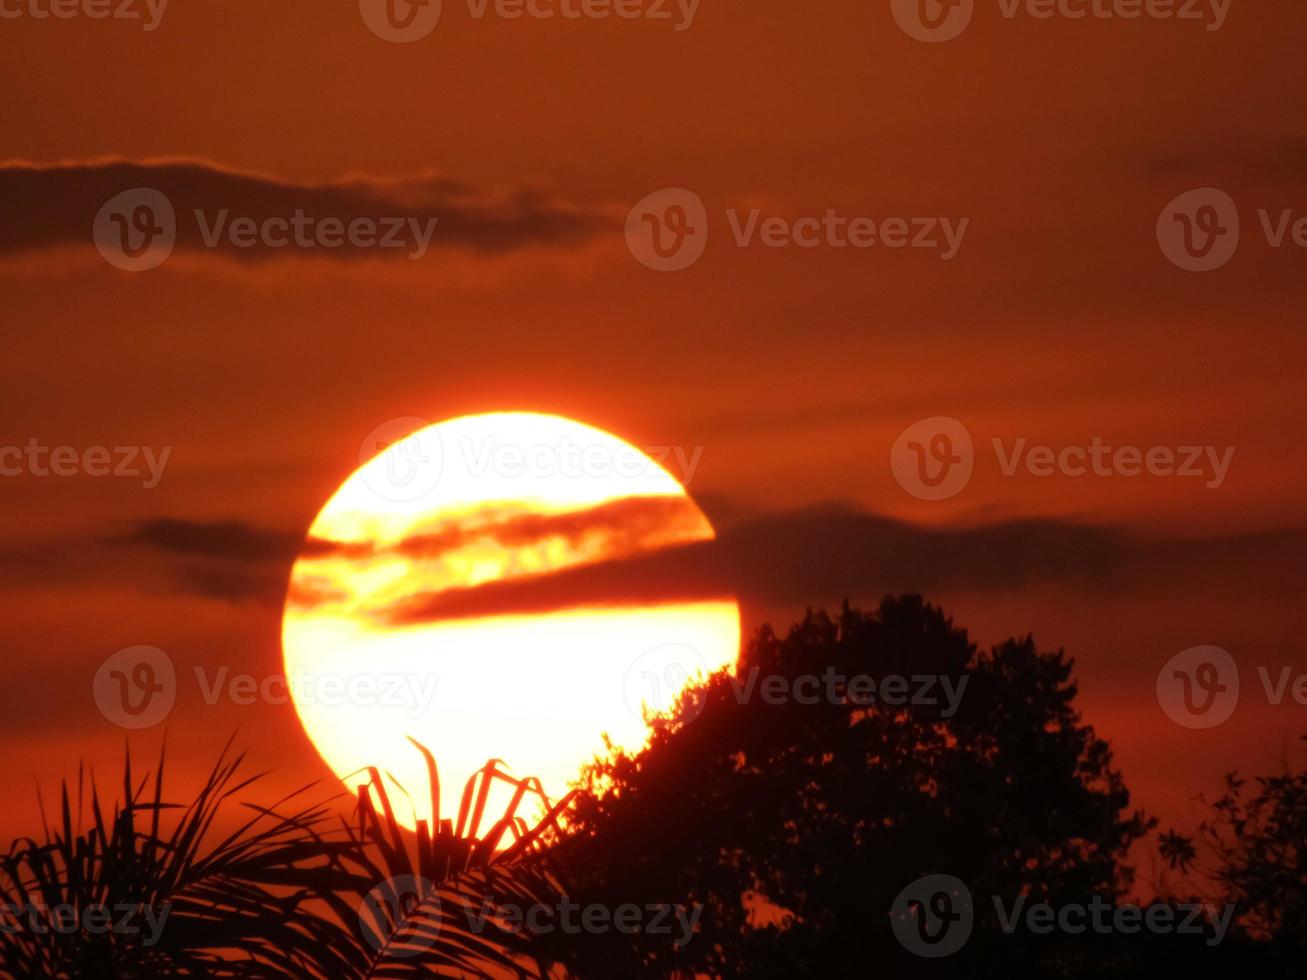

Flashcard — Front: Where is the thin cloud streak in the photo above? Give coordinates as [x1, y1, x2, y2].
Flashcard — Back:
[0, 158, 615, 260]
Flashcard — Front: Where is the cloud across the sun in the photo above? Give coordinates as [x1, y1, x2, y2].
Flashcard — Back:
[9, 505, 1300, 617]
[376, 503, 1307, 624]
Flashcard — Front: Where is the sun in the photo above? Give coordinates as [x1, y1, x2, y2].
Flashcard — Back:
[281, 412, 740, 829]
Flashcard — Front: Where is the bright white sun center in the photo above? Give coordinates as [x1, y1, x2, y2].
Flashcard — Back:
[281, 412, 740, 831]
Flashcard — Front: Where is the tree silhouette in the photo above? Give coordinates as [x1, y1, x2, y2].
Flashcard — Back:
[1160, 737, 1307, 968]
[560, 596, 1155, 977]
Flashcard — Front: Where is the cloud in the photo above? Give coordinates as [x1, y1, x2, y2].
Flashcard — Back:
[111, 518, 303, 562]
[1134, 134, 1307, 185]
[100, 519, 300, 604]
[11, 507, 1303, 616]
[296, 495, 707, 565]
[0, 158, 614, 261]
[63, 499, 705, 608]
[380, 503, 1307, 625]
[285, 495, 711, 611]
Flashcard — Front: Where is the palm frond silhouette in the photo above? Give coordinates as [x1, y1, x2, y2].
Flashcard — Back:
[0, 736, 576, 980]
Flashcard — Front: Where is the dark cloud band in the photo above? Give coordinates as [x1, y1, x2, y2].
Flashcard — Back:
[0, 158, 614, 259]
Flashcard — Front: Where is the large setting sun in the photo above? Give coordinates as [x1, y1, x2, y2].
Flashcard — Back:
[281, 412, 740, 828]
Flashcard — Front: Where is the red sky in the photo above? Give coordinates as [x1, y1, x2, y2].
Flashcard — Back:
[2, 0, 1305, 872]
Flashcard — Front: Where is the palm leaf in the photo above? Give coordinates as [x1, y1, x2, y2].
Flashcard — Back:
[1, 737, 583, 979]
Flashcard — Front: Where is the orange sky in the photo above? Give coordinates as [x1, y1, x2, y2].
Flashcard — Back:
[2, 1, 1305, 865]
